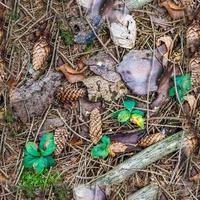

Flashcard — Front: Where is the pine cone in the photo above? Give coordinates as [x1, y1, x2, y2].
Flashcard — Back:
[138, 133, 166, 147]
[189, 53, 200, 87]
[183, 134, 198, 157]
[32, 36, 50, 70]
[89, 108, 102, 144]
[186, 21, 200, 53]
[56, 86, 85, 102]
[54, 127, 68, 155]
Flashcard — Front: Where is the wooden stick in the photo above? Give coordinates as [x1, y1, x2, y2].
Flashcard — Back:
[127, 184, 160, 200]
[95, 131, 187, 186]
[125, 0, 153, 10]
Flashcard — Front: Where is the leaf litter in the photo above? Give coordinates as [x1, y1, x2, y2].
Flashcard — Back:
[0, 0, 200, 199]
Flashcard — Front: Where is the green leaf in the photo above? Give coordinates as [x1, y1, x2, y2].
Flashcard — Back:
[117, 110, 131, 123]
[33, 157, 46, 174]
[23, 154, 40, 168]
[60, 28, 74, 46]
[44, 156, 56, 168]
[169, 87, 176, 97]
[131, 110, 145, 117]
[130, 114, 145, 129]
[39, 133, 56, 156]
[112, 109, 125, 118]
[25, 142, 40, 157]
[91, 144, 109, 159]
[101, 136, 110, 147]
[123, 98, 137, 112]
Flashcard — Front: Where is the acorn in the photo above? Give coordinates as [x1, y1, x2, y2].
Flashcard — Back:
[32, 36, 50, 70]
[56, 86, 86, 102]
[89, 108, 103, 144]
[138, 133, 166, 147]
[189, 53, 200, 87]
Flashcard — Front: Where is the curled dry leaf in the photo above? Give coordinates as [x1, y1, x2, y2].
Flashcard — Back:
[189, 173, 200, 182]
[109, 142, 128, 157]
[156, 36, 173, 67]
[56, 86, 86, 102]
[117, 46, 165, 95]
[54, 127, 68, 155]
[160, 0, 185, 19]
[85, 51, 121, 82]
[185, 94, 196, 112]
[56, 63, 87, 83]
[186, 21, 200, 53]
[182, 134, 198, 157]
[89, 108, 103, 144]
[32, 36, 50, 70]
[138, 133, 166, 147]
[189, 53, 200, 87]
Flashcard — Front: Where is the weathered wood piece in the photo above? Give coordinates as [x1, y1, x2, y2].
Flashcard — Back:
[125, 0, 153, 10]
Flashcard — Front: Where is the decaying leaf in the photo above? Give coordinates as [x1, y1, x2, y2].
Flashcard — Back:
[73, 185, 107, 200]
[56, 86, 86, 102]
[54, 127, 68, 155]
[186, 21, 200, 53]
[109, 142, 128, 156]
[185, 94, 196, 112]
[85, 51, 121, 82]
[189, 53, 200, 87]
[156, 36, 173, 67]
[160, 0, 185, 19]
[32, 36, 50, 70]
[56, 63, 87, 83]
[83, 76, 128, 102]
[10, 71, 62, 123]
[117, 46, 165, 95]
[189, 173, 200, 182]
[138, 133, 166, 147]
[109, 13, 137, 49]
[89, 108, 103, 144]
[151, 67, 173, 110]
[182, 134, 198, 157]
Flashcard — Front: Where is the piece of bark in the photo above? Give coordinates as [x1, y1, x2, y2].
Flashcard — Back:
[125, 0, 154, 10]
[127, 184, 160, 200]
[10, 71, 62, 123]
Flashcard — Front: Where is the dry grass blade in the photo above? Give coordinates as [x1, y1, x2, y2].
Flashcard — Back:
[89, 108, 103, 144]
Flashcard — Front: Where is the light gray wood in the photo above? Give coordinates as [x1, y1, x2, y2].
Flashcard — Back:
[125, 0, 153, 10]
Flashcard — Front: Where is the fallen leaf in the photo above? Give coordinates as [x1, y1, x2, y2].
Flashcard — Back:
[181, 0, 195, 20]
[190, 173, 200, 182]
[56, 63, 87, 83]
[109, 142, 128, 156]
[117, 46, 165, 95]
[185, 94, 196, 112]
[0, 174, 8, 183]
[70, 137, 84, 145]
[156, 35, 173, 67]
[182, 134, 198, 157]
[160, 0, 185, 19]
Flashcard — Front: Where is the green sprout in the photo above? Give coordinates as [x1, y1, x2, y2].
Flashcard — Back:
[112, 98, 145, 129]
[169, 74, 192, 103]
[23, 133, 56, 173]
[60, 27, 74, 46]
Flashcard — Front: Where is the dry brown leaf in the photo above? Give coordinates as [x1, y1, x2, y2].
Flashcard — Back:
[32, 36, 50, 70]
[56, 86, 86, 102]
[156, 36, 173, 66]
[160, 0, 185, 19]
[181, 0, 195, 20]
[138, 133, 166, 147]
[0, 174, 8, 183]
[109, 142, 128, 157]
[189, 173, 200, 182]
[185, 95, 196, 112]
[182, 134, 198, 157]
[56, 63, 87, 83]
[89, 108, 103, 144]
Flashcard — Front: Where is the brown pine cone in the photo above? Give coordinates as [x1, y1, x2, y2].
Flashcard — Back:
[186, 21, 200, 53]
[138, 133, 166, 147]
[89, 108, 102, 144]
[54, 127, 68, 155]
[189, 53, 200, 87]
[32, 36, 50, 70]
[56, 86, 85, 102]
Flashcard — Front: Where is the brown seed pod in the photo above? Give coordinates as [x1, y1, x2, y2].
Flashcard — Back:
[138, 133, 166, 147]
[186, 21, 200, 53]
[189, 53, 200, 87]
[54, 127, 68, 155]
[32, 36, 50, 70]
[56, 86, 85, 102]
[182, 134, 198, 157]
[89, 108, 102, 144]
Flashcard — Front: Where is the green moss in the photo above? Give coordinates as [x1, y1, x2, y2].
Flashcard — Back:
[19, 169, 62, 198]
[60, 28, 74, 46]
[53, 185, 69, 200]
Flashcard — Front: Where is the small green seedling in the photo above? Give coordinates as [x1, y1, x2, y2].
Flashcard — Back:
[169, 74, 192, 103]
[91, 136, 111, 159]
[112, 98, 145, 128]
[60, 27, 74, 46]
[23, 133, 56, 173]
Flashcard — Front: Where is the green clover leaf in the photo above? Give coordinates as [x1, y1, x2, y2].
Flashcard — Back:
[33, 157, 46, 174]
[123, 98, 137, 112]
[131, 109, 145, 117]
[25, 142, 40, 157]
[130, 114, 145, 129]
[23, 154, 40, 168]
[117, 110, 131, 123]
